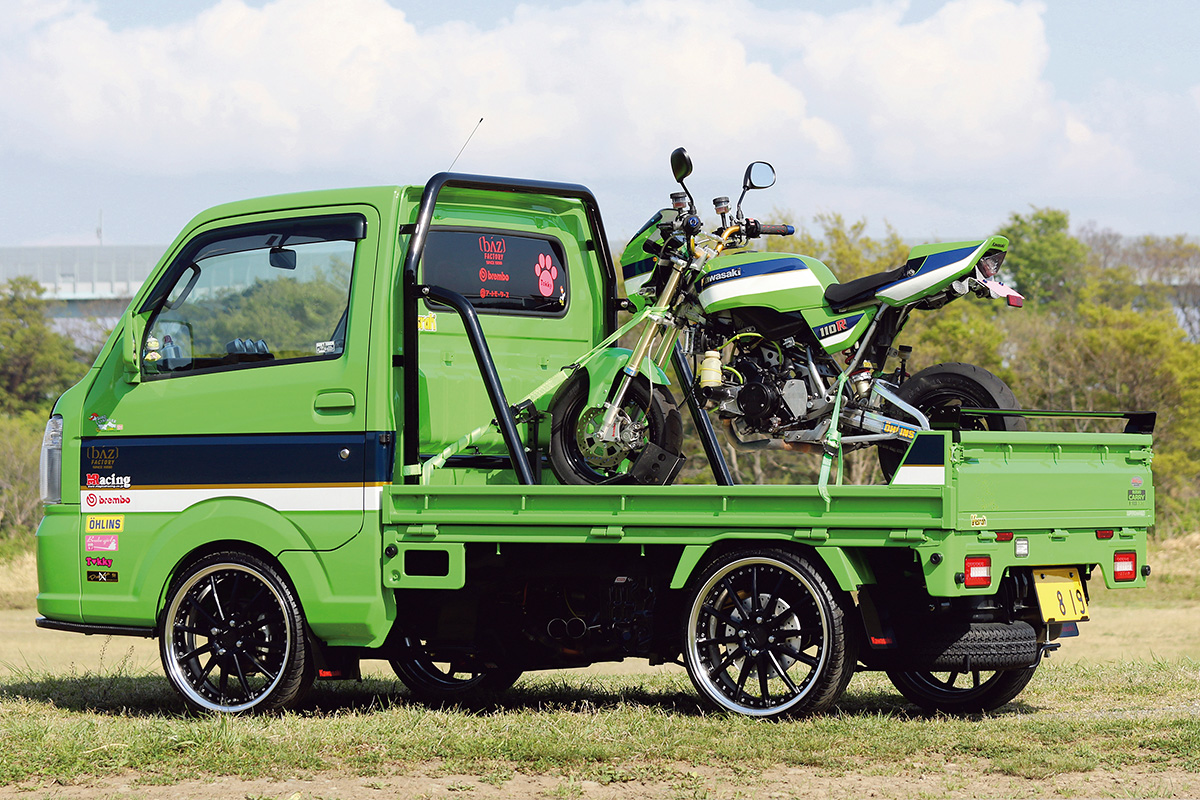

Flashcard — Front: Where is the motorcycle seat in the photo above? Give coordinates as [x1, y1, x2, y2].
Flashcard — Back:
[824, 264, 909, 312]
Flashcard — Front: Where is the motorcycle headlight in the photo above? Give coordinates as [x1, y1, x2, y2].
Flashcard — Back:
[978, 250, 1005, 278]
[39, 414, 63, 505]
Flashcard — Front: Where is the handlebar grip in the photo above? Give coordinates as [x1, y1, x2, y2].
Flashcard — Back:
[759, 224, 795, 236]
[642, 240, 666, 257]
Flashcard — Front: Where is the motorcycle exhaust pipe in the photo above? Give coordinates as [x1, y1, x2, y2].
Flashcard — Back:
[721, 419, 823, 455]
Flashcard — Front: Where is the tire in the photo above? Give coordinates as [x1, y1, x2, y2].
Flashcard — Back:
[160, 551, 310, 714]
[886, 665, 1038, 714]
[902, 620, 1039, 672]
[879, 362, 1026, 480]
[682, 548, 854, 718]
[549, 373, 683, 485]
[390, 639, 522, 703]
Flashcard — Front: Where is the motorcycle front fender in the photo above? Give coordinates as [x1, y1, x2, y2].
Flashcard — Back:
[562, 348, 672, 410]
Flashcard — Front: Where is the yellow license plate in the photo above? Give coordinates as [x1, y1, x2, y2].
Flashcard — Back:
[1034, 567, 1089, 623]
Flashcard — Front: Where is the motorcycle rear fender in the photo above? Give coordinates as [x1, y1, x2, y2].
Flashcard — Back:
[570, 348, 671, 410]
[876, 235, 1009, 307]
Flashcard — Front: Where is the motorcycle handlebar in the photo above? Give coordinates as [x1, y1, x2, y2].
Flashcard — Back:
[743, 218, 794, 237]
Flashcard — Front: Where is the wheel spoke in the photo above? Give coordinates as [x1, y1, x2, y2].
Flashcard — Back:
[720, 577, 753, 620]
[245, 653, 280, 682]
[945, 671, 960, 688]
[700, 603, 742, 630]
[778, 643, 818, 668]
[695, 633, 740, 647]
[972, 671, 981, 689]
[708, 645, 746, 677]
[181, 642, 213, 662]
[750, 567, 760, 614]
[768, 651, 800, 697]
[734, 655, 754, 701]
[757, 654, 771, 702]
[184, 594, 222, 629]
[210, 575, 226, 621]
[233, 655, 252, 698]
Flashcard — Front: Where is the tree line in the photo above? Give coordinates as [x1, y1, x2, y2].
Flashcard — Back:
[1, 208, 1197, 542]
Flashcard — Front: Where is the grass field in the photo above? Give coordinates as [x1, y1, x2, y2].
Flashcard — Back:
[1, 537, 1198, 799]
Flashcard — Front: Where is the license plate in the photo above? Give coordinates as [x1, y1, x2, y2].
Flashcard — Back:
[1034, 567, 1089, 623]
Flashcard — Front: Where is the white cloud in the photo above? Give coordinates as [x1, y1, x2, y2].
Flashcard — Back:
[0, 0, 1195, 244]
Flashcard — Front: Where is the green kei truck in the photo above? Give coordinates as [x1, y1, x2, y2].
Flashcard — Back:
[36, 173, 1153, 718]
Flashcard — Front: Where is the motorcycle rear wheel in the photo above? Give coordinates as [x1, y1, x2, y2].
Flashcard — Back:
[879, 362, 1025, 480]
[549, 374, 683, 485]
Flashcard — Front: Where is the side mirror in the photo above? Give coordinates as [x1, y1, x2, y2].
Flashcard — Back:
[743, 161, 776, 190]
[670, 147, 693, 183]
[120, 310, 146, 385]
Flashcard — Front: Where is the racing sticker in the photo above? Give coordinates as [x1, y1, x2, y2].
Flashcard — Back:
[86, 571, 118, 583]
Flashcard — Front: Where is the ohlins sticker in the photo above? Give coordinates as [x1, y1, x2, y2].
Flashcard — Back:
[85, 474, 132, 489]
[87, 571, 118, 583]
[814, 314, 863, 341]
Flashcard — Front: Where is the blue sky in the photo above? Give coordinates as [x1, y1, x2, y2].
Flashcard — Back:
[1, 0, 1198, 250]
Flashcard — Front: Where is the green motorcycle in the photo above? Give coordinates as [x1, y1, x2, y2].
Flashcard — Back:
[548, 147, 1026, 485]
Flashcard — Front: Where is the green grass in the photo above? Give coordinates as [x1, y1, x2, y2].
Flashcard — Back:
[1, 660, 1197, 788]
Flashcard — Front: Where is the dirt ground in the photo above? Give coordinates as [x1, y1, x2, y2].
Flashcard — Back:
[4, 764, 1200, 800]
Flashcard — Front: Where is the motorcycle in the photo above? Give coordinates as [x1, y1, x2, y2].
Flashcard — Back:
[547, 147, 1026, 486]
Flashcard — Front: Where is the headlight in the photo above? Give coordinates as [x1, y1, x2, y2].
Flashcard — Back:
[978, 250, 1005, 278]
[39, 414, 63, 505]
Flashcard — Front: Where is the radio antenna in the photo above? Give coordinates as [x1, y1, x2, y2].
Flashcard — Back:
[447, 117, 484, 172]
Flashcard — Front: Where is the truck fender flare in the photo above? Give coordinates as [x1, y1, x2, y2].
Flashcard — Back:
[668, 541, 875, 594]
[146, 497, 327, 621]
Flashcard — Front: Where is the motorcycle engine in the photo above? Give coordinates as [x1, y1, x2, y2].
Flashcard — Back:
[722, 359, 809, 432]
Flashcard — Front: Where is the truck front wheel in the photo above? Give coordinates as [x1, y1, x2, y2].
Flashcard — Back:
[160, 551, 311, 713]
[682, 548, 855, 718]
[886, 666, 1037, 714]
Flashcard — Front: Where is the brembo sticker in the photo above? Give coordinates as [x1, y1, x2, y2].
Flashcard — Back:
[84, 493, 131, 508]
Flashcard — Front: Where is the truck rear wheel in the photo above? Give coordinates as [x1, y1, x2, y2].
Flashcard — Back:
[160, 551, 310, 714]
[886, 665, 1037, 714]
[682, 548, 854, 718]
[390, 638, 521, 703]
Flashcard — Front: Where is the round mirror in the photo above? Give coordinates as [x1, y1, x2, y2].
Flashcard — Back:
[671, 147, 693, 184]
[744, 161, 776, 190]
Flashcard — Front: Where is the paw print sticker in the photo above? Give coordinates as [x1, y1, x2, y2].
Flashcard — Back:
[535, 253, 558, 297]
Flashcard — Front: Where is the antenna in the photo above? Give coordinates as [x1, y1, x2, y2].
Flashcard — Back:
[447, 117, 484, 172]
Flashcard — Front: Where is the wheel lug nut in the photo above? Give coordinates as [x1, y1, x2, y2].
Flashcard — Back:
[738, 629, 747, 638]
[755, 616, 763, 624]
[768, 635, 776, 643]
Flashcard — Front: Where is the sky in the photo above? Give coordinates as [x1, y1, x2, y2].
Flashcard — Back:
[1, 0, 1198, 251]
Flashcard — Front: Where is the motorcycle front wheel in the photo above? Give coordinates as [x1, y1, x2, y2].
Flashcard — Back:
[549, 374, 683, 485]
[879, 362, 1026, 480]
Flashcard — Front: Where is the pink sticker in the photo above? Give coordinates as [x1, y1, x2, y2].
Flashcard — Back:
[85, 535, 119, 552]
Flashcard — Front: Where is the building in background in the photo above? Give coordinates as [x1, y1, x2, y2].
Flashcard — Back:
[0, 245, 162, 350]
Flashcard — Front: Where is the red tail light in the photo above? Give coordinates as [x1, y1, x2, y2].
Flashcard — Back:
[996, 531, 1014, 542]
[1096, 530, 1114, 540]
[964, 555, 992, 588]
[1114, 551, 1137, 582]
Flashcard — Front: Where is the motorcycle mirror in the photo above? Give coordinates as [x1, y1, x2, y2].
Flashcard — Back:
[743, 161, 776, 190]
[670, 147, 693, 183]
[669, 147, 696, 214]
[735, 160, 776, 220]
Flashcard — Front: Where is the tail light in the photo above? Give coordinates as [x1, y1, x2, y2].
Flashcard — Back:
[964, 555, 992, 588]
[1096, 530, 1114, 540]
[978, 250, 1006, 278]
[1113, 551, 1137, 582]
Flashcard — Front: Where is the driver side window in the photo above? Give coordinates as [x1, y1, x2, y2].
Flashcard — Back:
[142, 221, 358, 377]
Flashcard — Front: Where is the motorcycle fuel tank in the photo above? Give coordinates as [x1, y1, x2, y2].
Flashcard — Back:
[698, 251, 875, 354]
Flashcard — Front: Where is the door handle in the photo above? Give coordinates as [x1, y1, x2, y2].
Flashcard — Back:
[314, 391, 356, 411]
